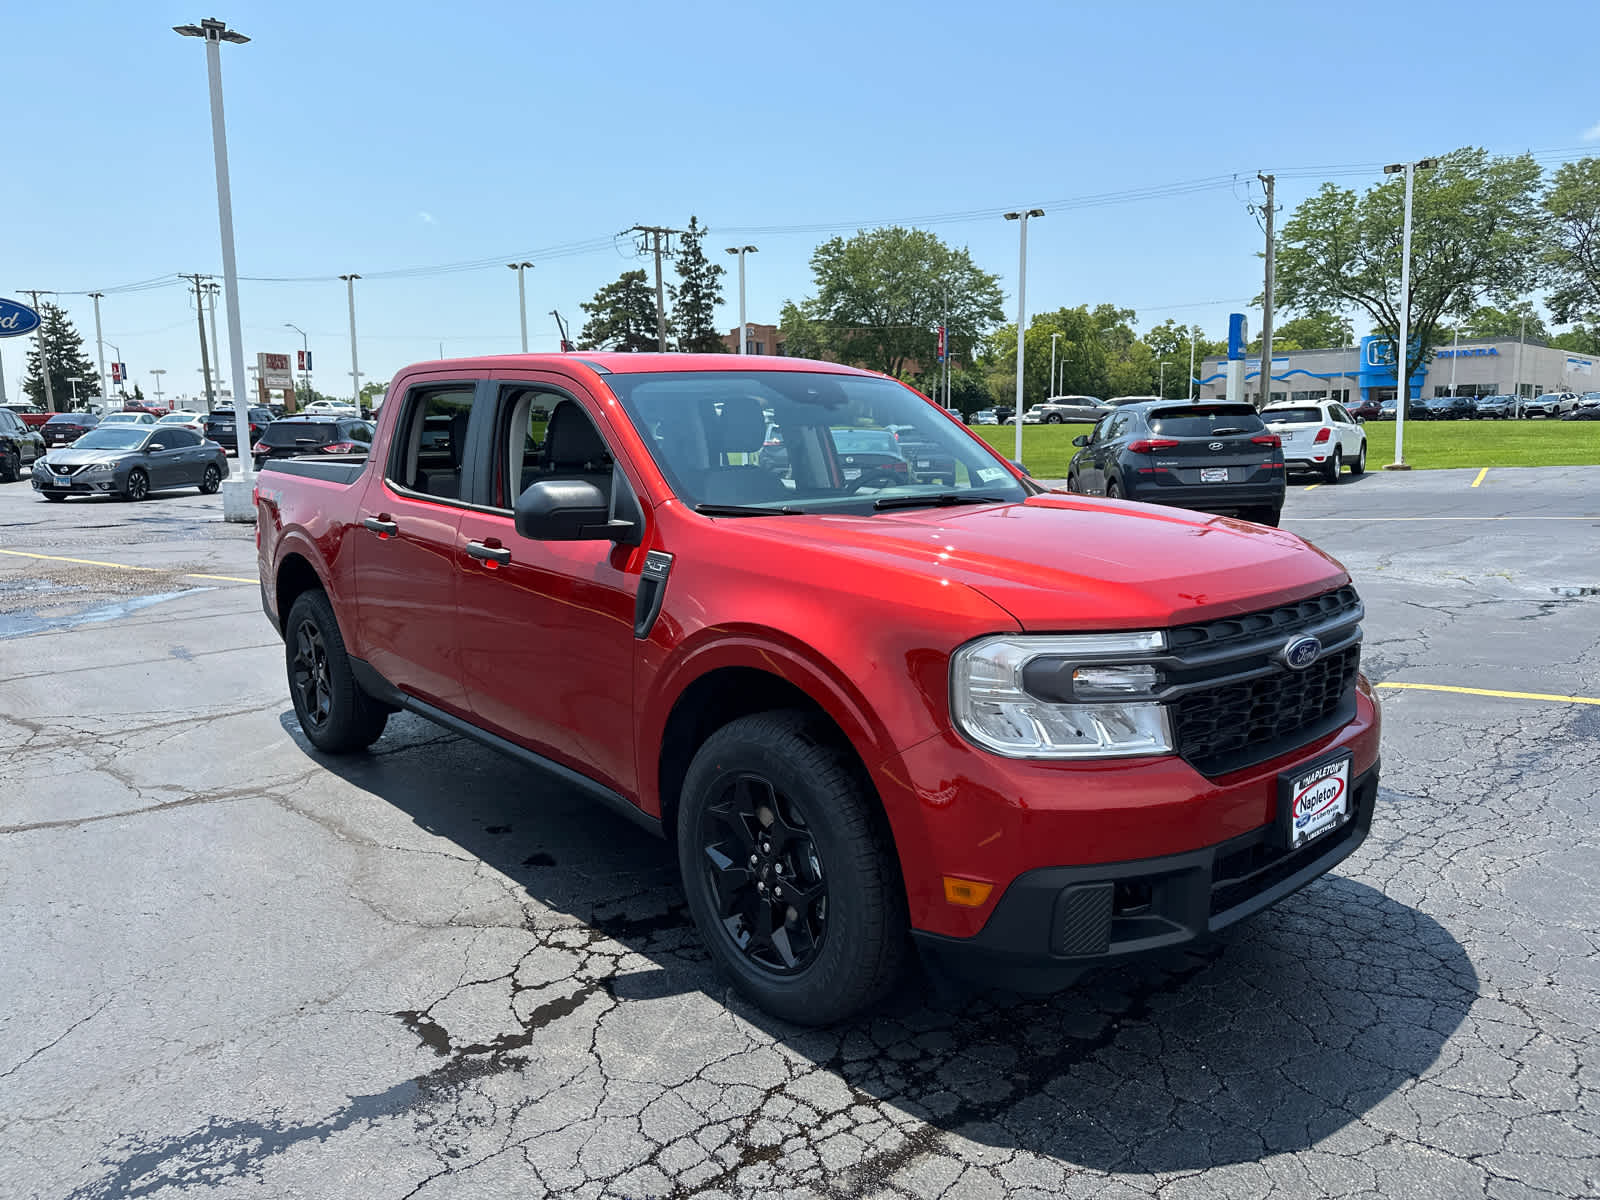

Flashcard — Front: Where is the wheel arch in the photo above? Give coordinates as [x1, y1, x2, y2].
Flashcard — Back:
[274, 551, 327, 636]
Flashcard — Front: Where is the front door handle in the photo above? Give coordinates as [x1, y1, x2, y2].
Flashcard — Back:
[465, 540, 512, 567]
[362, 515, 398, 538]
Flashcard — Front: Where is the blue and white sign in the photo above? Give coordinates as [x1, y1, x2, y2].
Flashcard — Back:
[1436, 346, 1500, 359]
[1227, 313, 1248, 360]
[0, 298, 41, 338]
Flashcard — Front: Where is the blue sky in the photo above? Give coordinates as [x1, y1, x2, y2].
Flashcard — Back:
[3, 0, 1596, 405]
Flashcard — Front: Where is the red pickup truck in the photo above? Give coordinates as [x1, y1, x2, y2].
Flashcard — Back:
[257, 354, 1381, 1024]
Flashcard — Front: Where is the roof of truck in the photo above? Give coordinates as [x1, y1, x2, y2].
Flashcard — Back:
[395, 352, 877, 379]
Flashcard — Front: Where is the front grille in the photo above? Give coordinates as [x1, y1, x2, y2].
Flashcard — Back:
[1169, 585, 1360, 653]
[1174, 644, 1360, 775]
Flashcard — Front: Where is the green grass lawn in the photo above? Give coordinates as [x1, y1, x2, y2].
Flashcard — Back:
[972, 419, 1600, 478]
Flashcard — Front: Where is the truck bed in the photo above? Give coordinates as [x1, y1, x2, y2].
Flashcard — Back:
[259, 456, 370, 486]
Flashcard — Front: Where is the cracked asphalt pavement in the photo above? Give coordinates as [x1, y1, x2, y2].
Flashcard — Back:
[2, 467, 1597, 1199]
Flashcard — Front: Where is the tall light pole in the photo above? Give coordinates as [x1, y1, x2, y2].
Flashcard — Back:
[1188, 326, 1197, 400]
[508, 261, 533, 353]
[149, 368, 166, 408]
[285, 322, 310, 408]
[1382, 157, 1437, 470]
[1050, 332, 1061, 397]
[725, 246, 758, 353]
[1004, 209, 1044, 466]
[203, 280, 223, 403]
[88, 292, 110, 402]
[174, 16, 256, 493]
[1449, 326, 1460, 396]
[1158, 360, 1171, 399]
[339, 273, 362, 407]
[1514, 313, 1526, 415]
[66, 376, 82, 407]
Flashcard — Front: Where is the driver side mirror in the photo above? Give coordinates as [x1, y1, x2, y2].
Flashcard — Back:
[1071, 434, 1088, 447]
[148, 443, 166, 452]
[514, 479, 640, 544]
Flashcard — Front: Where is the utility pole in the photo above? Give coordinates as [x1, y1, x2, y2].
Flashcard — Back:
[1003, 209, 1045, 466]
[183, 274, 216, 410]
[631, 225, 684, 351]
[1257, 173, 1276, 410]
[204, 281, 223, 402]
[508, 261, 533, 353]
[339, 274, 362, 406]
[22, 290, 57, 411]
[88, 292, 110, 402]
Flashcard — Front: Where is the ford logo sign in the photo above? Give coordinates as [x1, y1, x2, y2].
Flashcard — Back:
[1283, 635, 1322, 670]
[0, 298, 42, 339]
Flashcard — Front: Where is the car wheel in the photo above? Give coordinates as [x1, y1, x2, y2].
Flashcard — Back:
[677, 710, 909, 1026]
[1066, 472, 1081, 494]
[124, 468, 149, 502]
[284, 590, 390, 753]
[199, 464, 222, 494]
[1321, 449, 1341, 484]
[1106, 478, 1123, 499]
[0, 450, 17, 483]
[1045, 413, 1063, 424]
[1350, 441, 1366, 476]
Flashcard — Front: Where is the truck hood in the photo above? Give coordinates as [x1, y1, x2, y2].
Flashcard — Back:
[727, 495, 1349, 631]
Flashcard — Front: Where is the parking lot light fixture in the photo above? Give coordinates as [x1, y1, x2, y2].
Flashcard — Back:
[507, 262, 534, 353]
[1003, 209, 1044, 464]
[1381, 157, 1437, 471]
[725, 247, 758, 353]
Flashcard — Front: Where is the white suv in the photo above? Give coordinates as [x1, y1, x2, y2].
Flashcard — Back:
[1260, 400, 1368, 483]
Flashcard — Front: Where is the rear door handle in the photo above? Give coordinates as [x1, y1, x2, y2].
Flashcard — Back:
[465, 540, 511, 566]
[362, 516, 398, 537]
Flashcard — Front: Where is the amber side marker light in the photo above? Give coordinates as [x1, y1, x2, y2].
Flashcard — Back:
[943, 877, 994, 907]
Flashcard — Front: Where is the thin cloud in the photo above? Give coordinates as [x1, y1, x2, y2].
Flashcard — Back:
[417, 211, 437, 224]
[1584, 121, 1600, 141]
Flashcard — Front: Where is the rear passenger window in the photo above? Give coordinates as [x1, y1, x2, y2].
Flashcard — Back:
[388, 386, 479, 502]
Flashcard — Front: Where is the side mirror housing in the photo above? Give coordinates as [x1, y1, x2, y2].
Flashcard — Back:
[1071, 434, 1088, 447]
[148, 442, 166, 451]
[514, 479, 639, 544]
[1009, 458, 1032, 477]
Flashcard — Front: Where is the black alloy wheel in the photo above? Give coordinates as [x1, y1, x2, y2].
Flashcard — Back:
[199, 464, 222, 494]
[282, 590, 390, 753]
[697, 773, 828, 975]
[291, 618, 334, 732]
[124, 468, 149, 502]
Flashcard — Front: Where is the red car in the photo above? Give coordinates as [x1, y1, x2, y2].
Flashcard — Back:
[257, 354, 1381, 1025]
[117, 401, 170, 418]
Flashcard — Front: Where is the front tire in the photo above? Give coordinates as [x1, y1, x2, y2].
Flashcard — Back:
[1045, 413, 1063, 424]
[199, 464, 222, 494]
[677, 711, 909, 1026]
[1349, 441, 1366, 476]
[1106, 478, 1123, 499]
[284, 589, 390, 753]
[1249, 506, 1282, 527]
[1321, 449, 1341, 484]
[124, 468, 149, 502]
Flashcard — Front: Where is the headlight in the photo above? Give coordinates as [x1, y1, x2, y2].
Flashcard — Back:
[81, 459, 120, 475]
[950, 633, 1173, 759]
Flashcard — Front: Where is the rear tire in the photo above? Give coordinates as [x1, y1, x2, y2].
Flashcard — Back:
[1106, 478, 1123, 499]
[284, 589, 389, 754]
[677, 710, 909, 1026]
[1321, 449, 1341, 484]
[1349, 442, 1366, 476]
[199, 464, 222, 494]
[124, 468, 149, 502]
[1250, 506, 1282, 527]
[0, 450, 18, 482]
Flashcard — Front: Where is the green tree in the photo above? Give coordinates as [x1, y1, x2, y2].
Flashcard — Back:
[360, 381, 388, 409]
[578, 270, 659, 352]
[789, 226, 1003, 378]
[670, 216, 727, 352]
[1543, 158, 1600, 323]
[1458, 301, 1548, 341]
[1275, 147, 1545, 399]
[1249, 311, 1354, 352]
[777, 300, 828, 361]
[1550, 321, 1600, 355]
[1146, 320, 1226, 397]
[985, 306, 1117, 407]
[132, 383, 146, 403]
[23, 303, 101, 411]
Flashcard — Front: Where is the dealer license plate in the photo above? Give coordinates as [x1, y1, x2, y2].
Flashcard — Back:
[1282, 755, 1352, 849]
[53, 474, 72, 488]
[916, 459, 932, 469]
[1200, 467, 1229, 483]
[842, 468, 861, 480]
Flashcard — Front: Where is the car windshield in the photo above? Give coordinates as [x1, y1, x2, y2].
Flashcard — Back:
[1146, 405, 1265, 436]
[263, 421, 339, 446]
[607, 370, 1027, 513]
[72, 427, 149, 450]
[1262, 407, 1323, 425]
[158, 413, 195, 422]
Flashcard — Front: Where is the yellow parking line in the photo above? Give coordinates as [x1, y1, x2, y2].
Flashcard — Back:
[1376, 681, 1600, 706]
[0, 548, 254, 585]
[1303, 483, 1320, 492]
[1471, 468, 1489, 488]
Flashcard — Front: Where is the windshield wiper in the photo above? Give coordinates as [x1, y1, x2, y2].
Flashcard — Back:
[1208, 426, 1248, 435]
[693, 503, 807, 517]
[872, 493, 1011, 511]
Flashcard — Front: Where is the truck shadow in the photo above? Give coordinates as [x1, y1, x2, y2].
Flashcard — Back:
[278, 711, 1477, 1173]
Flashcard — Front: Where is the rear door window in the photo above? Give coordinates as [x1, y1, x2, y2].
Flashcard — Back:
[1148, 406, 1266, 436]
[388, 385, 482, 503]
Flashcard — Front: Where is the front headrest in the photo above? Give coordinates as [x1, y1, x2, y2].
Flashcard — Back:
[717, 396, 768, 454]
[545, 400, 610, 469]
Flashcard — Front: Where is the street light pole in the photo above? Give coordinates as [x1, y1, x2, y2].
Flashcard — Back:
[724, 246, 758, 353]
[339, 274, 362, 407]
[508, 261, 533, 353]
[88, 292, 110, 402]
[285, 323, 310, 410]
[66, 376, 82, 407]
[149, 369, 166, 407]
[174, 15, 256, 491]
[1188, 326, 1197, 400]
[1158, 361, 1169, 399]
[1050, 332, 1061, 398]
[1004, 208, 1044, 466]
[1382, 157, 1437, 470]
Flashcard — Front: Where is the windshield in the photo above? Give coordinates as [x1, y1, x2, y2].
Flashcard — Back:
[1262, 407, 1323, 425]
[158, 413, 196, 423]
[605, 370, 1027, 512]
[72, 427, 149, 450]
[1147, 405, 1265, 436]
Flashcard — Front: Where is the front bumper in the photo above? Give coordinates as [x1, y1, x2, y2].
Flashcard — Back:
[1125, 480, 1286, 511]
[31, 467, 123, 495]
[914, 760, 1378, 989]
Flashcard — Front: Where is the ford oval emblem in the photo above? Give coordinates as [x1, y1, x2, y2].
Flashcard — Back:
[0, 297, 42, 339]
[1283, 635, 1322, 670]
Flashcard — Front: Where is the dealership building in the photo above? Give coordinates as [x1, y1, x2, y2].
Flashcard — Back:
[1197, 336, 1597, 406]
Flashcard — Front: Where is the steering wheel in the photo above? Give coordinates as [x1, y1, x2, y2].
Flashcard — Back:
[843, 468, 903, 493]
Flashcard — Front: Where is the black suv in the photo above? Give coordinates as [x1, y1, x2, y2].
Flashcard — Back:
[203, 406, 275, 455]
[1066, 400, 1286, 526]
[0, 407, 46, 481]
[251, 415, 375, 469]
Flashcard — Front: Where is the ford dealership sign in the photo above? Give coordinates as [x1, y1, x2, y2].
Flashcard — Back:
[0, 298, 41, 338]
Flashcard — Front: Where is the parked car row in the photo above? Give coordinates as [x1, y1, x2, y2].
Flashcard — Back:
[1375, 391, 1598, 420]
